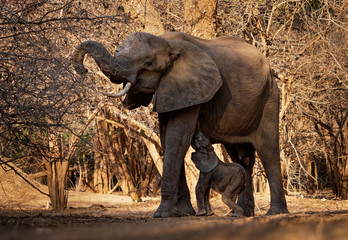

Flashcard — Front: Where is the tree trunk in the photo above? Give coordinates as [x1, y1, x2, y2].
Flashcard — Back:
[113, 128, 140, 200]
[94, 119, 113, 194]
[43, 133, 70, 210]
[139, 153, 154, 196]
[93, 152, 103, 192]
[45, 159, 69, 210]
[184, 0, 217, 38]
[142, 137, 163, 176]
[75, 153, 85, 192]
[121, 0, 164, 35]
[315, 123, 348, 199]
[341, 160, 348, 199]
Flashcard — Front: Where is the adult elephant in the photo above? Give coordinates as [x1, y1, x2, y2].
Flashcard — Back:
[72, 32, 289, 217]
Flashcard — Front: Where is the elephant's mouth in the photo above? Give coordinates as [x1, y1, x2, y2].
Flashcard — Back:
[131, 78, 157, 94]
[123, 91, 154, 110]
[132, 85, 156, 94]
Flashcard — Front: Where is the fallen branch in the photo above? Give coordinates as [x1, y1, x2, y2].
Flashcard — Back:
[0, 158, 50, 197]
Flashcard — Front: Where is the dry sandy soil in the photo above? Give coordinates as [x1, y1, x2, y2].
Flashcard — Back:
[1, 167, 348, 240]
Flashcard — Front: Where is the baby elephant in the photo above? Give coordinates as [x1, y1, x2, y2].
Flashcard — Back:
[191, 130, 246, 217]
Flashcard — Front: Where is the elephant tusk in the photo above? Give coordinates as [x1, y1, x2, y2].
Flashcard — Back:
[103, 82, 132, 98]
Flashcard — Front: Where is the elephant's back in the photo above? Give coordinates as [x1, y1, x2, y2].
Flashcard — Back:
[199, 45, 272, 140]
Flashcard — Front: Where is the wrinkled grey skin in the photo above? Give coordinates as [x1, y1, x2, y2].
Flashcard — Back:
[192, 130, 246, 217]
[71, 32, 289, 218]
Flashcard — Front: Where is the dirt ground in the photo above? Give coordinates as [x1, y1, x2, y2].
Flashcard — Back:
[0, 191, 347, 240]
[1, 167, 348, 240]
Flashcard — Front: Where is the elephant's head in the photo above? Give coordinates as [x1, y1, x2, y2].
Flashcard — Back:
[191, 130, 218, 173]
[191, 130, 214, 152]
[191, 151, 219, 173]
[71, 32, 222, 112]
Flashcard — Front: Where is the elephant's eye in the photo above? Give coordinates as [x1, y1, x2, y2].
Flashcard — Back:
[144, 60, 152, 66]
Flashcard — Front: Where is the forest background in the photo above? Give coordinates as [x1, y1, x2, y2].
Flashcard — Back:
[0, 0, 346, 210]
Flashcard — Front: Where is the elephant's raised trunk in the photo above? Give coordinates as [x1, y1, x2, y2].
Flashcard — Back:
[71, 41, 123, 84]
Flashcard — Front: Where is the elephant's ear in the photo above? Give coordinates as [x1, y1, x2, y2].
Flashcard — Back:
[192, 151, 219, 173]
[153, 40, 222, 113]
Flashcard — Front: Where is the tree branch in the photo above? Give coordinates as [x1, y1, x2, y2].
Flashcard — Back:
[0, 158, 50, 197]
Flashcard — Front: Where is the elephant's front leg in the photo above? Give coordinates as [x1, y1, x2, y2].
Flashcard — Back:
[203, 181, 214, 216]
[195, 172, 212, 216]
[154, 106, 200, 218]
[195, 175, 207, 216]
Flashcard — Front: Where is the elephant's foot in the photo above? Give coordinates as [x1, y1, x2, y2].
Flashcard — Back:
[196, 209, 214, 216]
[196, 210, 207, 216]
[205, 210, 214, 216]
[154, 201, 195, 218]
[266, 205, 289, 216]
[243, 207, 255, 217]
[237, 190, 255, 217]
[237, 200, 254, 217]
[227, 209, 244, 217]
[229, 213, 245, 218]
[178, 197, 196, 216]
[154, 204, 183, 218]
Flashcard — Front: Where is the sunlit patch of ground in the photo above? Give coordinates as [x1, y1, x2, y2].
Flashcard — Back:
[1, 166, 347, 239]
[0, 190, 347, 240]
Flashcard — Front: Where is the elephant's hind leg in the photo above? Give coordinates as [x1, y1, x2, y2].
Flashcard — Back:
[222, 185, 244, 217]
[224, 144, 255, 217]
[254, 96, 289, 215]
[255, 140, 289, 215]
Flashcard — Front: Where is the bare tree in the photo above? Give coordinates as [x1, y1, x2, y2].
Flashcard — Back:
[0, 0, 126, 209]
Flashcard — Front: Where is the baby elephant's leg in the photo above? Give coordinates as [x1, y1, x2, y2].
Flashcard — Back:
[196, 173, 210, 216]
[222, 184, 245, 217]
[204, 187, 214, 216]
